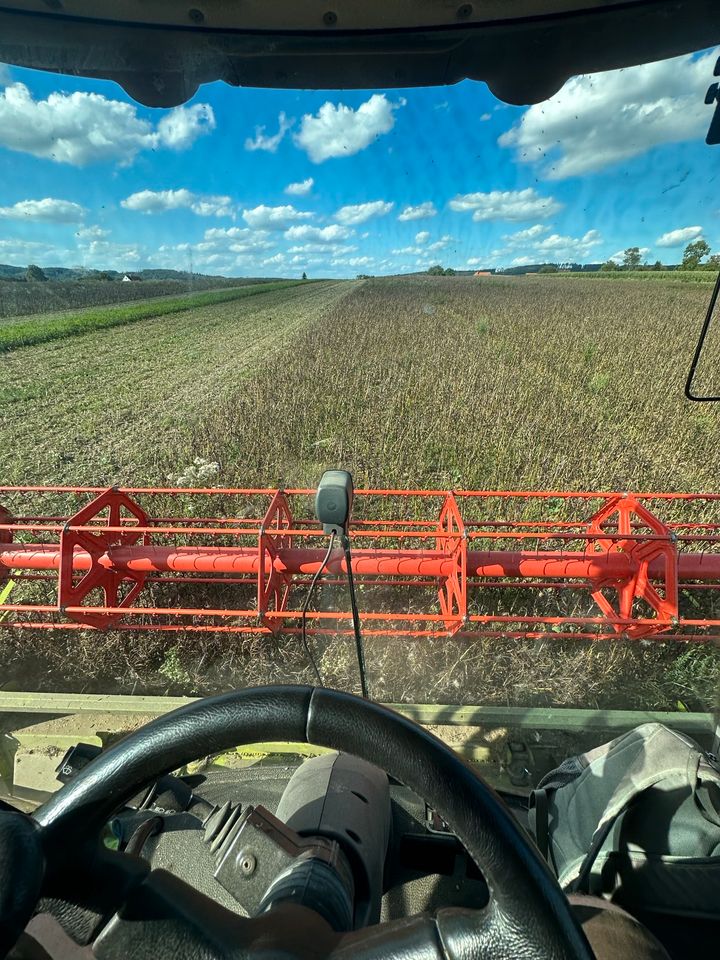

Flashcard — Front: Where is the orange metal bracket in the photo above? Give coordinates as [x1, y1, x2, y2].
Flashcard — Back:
[58, 488, 150, 628]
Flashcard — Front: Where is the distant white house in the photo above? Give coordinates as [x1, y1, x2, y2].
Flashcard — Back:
[121, 274, 133, 282]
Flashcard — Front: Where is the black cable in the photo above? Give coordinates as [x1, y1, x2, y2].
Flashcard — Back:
[685, 267, 720, 401]
[301, 530, 336, 685]
[342, 535, 368, 699]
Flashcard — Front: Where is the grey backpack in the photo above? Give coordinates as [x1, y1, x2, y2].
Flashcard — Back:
[529, 722, 720, 919]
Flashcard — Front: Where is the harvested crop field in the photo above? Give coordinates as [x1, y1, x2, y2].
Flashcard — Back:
[1, 275, 720, 711]
[0, 281, 306, 354]
[0, 274, 263, 320]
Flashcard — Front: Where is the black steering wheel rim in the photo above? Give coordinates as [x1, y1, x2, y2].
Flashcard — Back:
[31, 685, 592, 959]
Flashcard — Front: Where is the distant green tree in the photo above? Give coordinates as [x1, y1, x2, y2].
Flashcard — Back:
[97, 271, 115, 281]
[427, 264, 445, 276]
[600, 260, 619, 271]
[26, 264, 47, 282]
[443, 267, 456, 276]
[707, 254, 720, 271]
[622, 247, 642, 270]
[538, 264, 559, 274]
[682, 238, 711, 270]
[302, 271, 307, 280]
[650, 260, 663, 271]
[356, 273, 373, 280]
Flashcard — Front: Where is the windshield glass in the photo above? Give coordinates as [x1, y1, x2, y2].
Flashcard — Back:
[1, 47, 719, 717]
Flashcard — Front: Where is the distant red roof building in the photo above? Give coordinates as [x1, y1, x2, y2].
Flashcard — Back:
[473, 270, 493, 277]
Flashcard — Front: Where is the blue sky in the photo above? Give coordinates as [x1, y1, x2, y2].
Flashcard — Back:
[0, 47, 717, 278]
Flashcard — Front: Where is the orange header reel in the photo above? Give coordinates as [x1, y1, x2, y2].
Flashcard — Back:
[1, 485, 719, 642]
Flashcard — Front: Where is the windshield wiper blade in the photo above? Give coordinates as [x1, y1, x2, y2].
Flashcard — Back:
[685, 267, 720, 400]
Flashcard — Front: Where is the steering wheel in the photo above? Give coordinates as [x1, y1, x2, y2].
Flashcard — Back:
[1, 686, 593, 959]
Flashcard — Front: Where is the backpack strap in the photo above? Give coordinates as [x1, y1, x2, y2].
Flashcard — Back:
[530, 787, 550, 862]
[693, 759, 720, 828]
[571, 804, 628, 893]
[711, 716, 720, 760]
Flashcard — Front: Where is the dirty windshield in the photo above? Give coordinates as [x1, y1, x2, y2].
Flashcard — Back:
[1, 49, 720, 718]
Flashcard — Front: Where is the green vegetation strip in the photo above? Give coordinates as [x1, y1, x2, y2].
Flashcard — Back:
[557, 270, 716, 283]
[0, 280, 306, 353]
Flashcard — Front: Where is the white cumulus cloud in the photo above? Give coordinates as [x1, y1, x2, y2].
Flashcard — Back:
[428, 235, 454, 251]
[155, 103, 216, 150]
[285, 178, 314, 196]
[331, 255, 375, 268]
[203, 227, 254, 242]
[0, 197, 85, 222]
[347, 256, 374, 267]
[244, 112, 293, 153]
[285, 224, 353, 243]
[197, 226, 273, 257]
[77, 238, 143, 269]
[290, 254, 325, 266]
[121, 189, 234, 218]
[533, 229, 603, 260]
[502, 224, 550, 246]
[0, 238, 59, 262]
[287, 242, 357, 254]
[449, 188, 562, 222]
[150, 225, 276, 271]
[499, 50, 716, 179]
[242, 204, 312, 230]
[76, 224, 109, 240]
[656, 225, 704, 247]
[397, 201, 437, 221]
[490, 226, 603, 264]
[334, 200, 393, 225]
[397, 234, 453, 255]
[295, 94, 404, 163]
[0, 83, 214, 166]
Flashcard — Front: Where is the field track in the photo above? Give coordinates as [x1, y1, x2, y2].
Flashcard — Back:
[0, 279, 350, 486]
